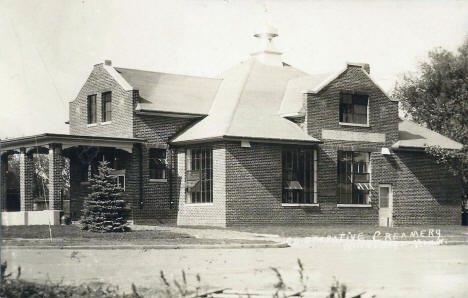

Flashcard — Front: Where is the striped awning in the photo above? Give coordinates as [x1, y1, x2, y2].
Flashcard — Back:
[284, 181, 303, 190]
[356, 183, 374, 191]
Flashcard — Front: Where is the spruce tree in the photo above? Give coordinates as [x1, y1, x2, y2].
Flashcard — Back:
[80, 160, 130, 232]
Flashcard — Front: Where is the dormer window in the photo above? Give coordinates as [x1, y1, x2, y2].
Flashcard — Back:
[102, 92, 112, 122]
[339, 93, 368, 125]
[87, 95, 97, 124]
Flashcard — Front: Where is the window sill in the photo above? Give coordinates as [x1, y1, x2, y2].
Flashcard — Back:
[149, 179, 167, 183]
[282, 203, 319, 207]
[339, 122, 369, 128]
[87, 123, 97, 127]
[337, 204, 372, 208]
[101, 121, 112, 125]
[185, 203, 214, 206]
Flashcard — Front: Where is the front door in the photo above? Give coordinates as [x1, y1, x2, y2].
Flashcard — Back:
[379, 184, 393, 227]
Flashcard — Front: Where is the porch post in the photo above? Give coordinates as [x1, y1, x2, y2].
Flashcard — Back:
[19, 148, 34, 211]
[1, 153, 8, 211]
[48, 143, 63, 210]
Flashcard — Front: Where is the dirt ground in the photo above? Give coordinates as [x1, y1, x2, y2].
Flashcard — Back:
[2, 242, 467, 298]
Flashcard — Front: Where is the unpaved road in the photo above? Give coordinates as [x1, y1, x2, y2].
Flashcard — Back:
[2, 242, 467, 297]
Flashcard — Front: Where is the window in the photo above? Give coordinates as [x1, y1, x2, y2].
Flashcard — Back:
[149, 148, 167, 180]
[339, 93, 368, 125]
[282, 148, 317, 204]
[87, 95, 97, 124]
[337, 151, 373, 204]
[185, 147, 212, 203]
[112, 173, 125, 191]
[102, 92, 112, 122]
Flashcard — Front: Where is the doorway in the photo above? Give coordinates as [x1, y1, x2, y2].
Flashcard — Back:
[379, 184, 393, 227]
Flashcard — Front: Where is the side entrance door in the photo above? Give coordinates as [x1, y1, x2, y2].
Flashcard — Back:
[379, 184, 393, 227]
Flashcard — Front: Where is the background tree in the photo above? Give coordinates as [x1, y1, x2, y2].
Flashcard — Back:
[80, 160, 130, 232]
[393, 37, 468, 201]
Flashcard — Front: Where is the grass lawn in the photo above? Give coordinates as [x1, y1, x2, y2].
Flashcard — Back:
[1, 225, 273, 247]
[229, 224, 468, 242]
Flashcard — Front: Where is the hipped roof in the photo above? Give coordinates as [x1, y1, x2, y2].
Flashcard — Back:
[171, 59, 320, 145]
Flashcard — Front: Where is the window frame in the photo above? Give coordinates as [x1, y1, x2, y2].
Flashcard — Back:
[110, 170, 126, 191]
[339, 93, 369, 127]
[185, 147, 213, 204]
[87, 94, 97, 124]
[101, 91, 112, 123]
[281, 147, 318, 206]
[337, 151, 372, 206]
[149, 147, 167, 182]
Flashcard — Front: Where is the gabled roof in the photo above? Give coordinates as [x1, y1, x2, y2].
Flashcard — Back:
[171, 59, 321, 145]
[392, 119, 463, 150]
[115, 67, 221, 116]
[279, 63, 399, 118]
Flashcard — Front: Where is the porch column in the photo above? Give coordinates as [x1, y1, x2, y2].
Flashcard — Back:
[1, 153, 8, 211]
[19, 148, 34, 211]
[48, 144, 63, 210]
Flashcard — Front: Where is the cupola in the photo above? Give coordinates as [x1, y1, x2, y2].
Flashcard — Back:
[250, 24, 283, 67]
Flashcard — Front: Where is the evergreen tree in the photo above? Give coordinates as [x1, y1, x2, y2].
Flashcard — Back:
[80, 160, 130, 232]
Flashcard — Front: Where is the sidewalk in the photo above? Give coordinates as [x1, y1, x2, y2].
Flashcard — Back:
[132, 225, 468, 247]
[131, 224, 281, 242]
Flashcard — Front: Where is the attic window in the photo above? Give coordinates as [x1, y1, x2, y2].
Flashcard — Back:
[339, 93, 368, 125]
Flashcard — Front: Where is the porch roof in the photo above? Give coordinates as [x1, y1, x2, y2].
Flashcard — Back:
[0, 133, 145, 153]
[392, 119, 463, 150]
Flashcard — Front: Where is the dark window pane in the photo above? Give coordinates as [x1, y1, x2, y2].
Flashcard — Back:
[149, 148, 166, 180]
[282, 148, 316, 204]
[338, 151, 371, 204]
[102, 92, 112, 122]
[186, 147, 213, 203]
[339, 93, 368, 124]
[87, 95, 97, 124]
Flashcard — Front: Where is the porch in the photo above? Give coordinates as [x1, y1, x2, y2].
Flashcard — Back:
[0, 133, 144, 225]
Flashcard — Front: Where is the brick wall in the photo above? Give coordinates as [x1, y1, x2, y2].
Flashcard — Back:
[225, 141, 378, 225]
[393, 151, 462, 225]
[301, 65, 460, 226]
[19, 150, 34, 211]
[177, 144, 227, 227]
[1, 154, 7, 211]
[132, 114, 196, 224]
[48, 144, 63, 210]
[305, 66, 399, 148]
[69, 64, 134, 138]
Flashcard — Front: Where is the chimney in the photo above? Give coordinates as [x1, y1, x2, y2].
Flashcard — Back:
[104, 60, 112, 66]
[250, 24, 283, 67]
[362, 63, 370, 74]
[348, 62, 370, 74]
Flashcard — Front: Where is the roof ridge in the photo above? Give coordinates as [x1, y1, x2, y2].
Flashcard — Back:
[114, 66, 220, 80]
[224, 59, 256, 135]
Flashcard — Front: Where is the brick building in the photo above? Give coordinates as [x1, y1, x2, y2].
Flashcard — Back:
[1, 25, 463, 227]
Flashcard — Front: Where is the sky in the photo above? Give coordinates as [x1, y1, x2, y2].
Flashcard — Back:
[0, 0, 467, 139]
